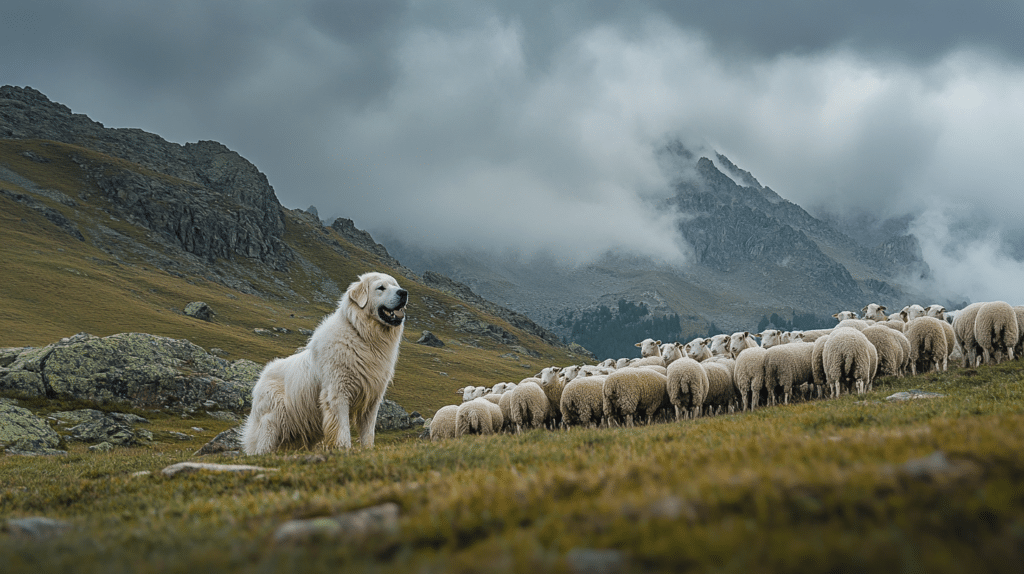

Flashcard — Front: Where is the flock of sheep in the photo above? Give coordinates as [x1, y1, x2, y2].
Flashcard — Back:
[428, 301, 1024, 440]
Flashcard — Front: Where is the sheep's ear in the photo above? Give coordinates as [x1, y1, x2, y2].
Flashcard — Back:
[349, 278, 370, 309]
[724, 335, 731, 342]
[754, 332, 762, 338]
[553, 367, 561, 372]
[656, 340, 662, 345]
[635, 342, 642, 347]
[880, 306, 887, 311]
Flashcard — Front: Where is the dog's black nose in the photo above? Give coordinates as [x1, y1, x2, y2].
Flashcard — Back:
[397, 289, 409, 306]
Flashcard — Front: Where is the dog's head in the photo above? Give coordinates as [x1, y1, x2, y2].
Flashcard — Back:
[347, 272, 408, 328]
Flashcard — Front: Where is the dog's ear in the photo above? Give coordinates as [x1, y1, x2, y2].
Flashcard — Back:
[349, 278, 370, 309]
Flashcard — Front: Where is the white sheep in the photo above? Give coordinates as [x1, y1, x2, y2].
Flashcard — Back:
[486, 400, 504, 433]
[559, 375, 608, 428]
[666, 357, 709, 420]
[951, 302, 985, 368]
[905, 317, 948, 375]
[630, 356, 667, 368]
[974, 301, 1020, 365]
[903, 304, 926, 321]
[811, 335, 829, 398]
[660, 342, 684, 364]
[540, 367, 568, 429]
[615, 358, 631, 369]
[758, 330, 784, 349]
[796, 329, 832, 343]
[733, 346, 768, 410]
[508, 381, 549, 434]
[602, 367, 668, 428]
[429, 405, 459, 441]
[763, 342, 814, 405]
[707, 334, 732, 357]
[456, 398, 495, 437]
[598, 358, 617, 368]
[579, 365, 613, 377]
[836, 318, 870, 331]
[861, 304, 888, 322]
[822, 327, 874, 396]
[701, 359, 737, 415]
[635, 338, 663, 358]
[880, 319, 907, 333]
[833, 311, 858, 322]
[862, 325, 904, 379]
[925, 305, 947, 321]
[683, 338, 712, 361]
[728, 332, 759, 359]
[1014, 306, 1024, 362]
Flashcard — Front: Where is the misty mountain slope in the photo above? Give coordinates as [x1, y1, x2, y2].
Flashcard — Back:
[387, 144, 937, 342]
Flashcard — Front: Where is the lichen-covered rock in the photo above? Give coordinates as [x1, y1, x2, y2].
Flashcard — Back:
[184, 301, 215, 321]
[193, 426, 243, 456]
[416, 330, 444, 347]
[39, 332, 256, 411]
[374, 399, 412, 431]
[0, 369, 45, 396]
[0, 402, 64, 455]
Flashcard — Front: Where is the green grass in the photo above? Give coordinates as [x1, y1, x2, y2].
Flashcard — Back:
[3, 364, 1024, 573]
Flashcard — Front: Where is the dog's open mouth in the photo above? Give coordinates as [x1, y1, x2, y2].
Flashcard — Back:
[378, 305, 406, 327]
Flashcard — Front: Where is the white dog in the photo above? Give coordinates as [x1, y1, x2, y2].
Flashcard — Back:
[241, 272, 408, 454]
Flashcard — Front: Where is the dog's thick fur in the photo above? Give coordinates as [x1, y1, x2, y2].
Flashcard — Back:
[241, 272, 408, 454]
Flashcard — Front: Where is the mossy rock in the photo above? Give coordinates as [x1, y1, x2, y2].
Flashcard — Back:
[0, 402, 63, 454]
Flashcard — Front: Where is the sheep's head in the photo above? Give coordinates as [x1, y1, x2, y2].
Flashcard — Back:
[540, 367, 562, 386]
[759, 330, 783, 349]
[833, 311, 858, 322]
[862, 304, 887, 322]
[635, 338, 662, 358]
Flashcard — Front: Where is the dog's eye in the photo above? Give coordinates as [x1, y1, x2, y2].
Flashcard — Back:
[377, 285, 385, 291]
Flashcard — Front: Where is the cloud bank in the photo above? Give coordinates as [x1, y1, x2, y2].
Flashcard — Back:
[4, 1, 1024, 302]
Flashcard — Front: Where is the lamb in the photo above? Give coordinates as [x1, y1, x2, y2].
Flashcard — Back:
[951, 302, 985, 368]
[822, 327, 874, 396]
[702, 359, 737, 415]
[665, 357, 710, 420]
[974, 301, 1020, 365]
[862, 325, 905, 378]
[602, 367, 668, 428]
[429, 405, 459, 441]
[905, 317, 948, 375]
[560, 365, 582, 382]
[763, 342, 814, 405]
[733, 346, 768, 410]
[758, 330, 784, 349]
[861, 304, 888, 322]
[456, 398, 495, 437]
[508, 381, 549, 433]
[781, 331, 804, 344]
[635, 338, 663, 358]
[833, 311, 858, 322]
[729, 332, 759, 359]
[559, 375, 608, 428]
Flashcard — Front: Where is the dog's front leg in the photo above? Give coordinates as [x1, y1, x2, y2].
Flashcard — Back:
[320, 385, 353, 449]
[356, 397, 382, 448]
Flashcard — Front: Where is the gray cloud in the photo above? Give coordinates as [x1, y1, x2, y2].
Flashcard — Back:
[4, 1, 1024, 302]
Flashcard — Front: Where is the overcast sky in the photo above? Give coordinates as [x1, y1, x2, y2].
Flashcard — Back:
[4, 1, 1024, 303]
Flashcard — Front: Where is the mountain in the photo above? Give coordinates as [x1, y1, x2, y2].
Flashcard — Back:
[383, 143, 942, 349]
[0, 86, 585, 416]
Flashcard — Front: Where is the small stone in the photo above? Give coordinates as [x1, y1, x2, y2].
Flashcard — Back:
[89, 442, 114, 452]
[254, 328, 275, 336]
[886, 390, 945, 401]
[272, 502, 400, 545]
[299, 329, 314, 336]
[193, 427, 243, 456]
[167, 431, 193, 441]
[564, 548, 627, 574]
[4, 517, 72, 539]
[161, 462, 276, 477]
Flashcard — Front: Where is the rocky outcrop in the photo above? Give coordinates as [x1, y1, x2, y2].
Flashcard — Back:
[184, 302, 215, 322]
[0, 85, 288, 269]
[374, 399, 413, 432]
[0, 332, 259, 411]
[416, 331, 445, 347]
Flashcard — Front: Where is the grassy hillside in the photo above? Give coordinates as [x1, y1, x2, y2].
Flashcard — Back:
[0, 139, 585, 417]
[3, 364, 1024, 572]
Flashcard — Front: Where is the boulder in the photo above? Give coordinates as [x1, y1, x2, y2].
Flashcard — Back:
[0, 402, 65, 455]
[193, 426, 243, 456]
[375, 399, 412, 431]
[416, 330, 445, 348]
[184, 301, 215, 321]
